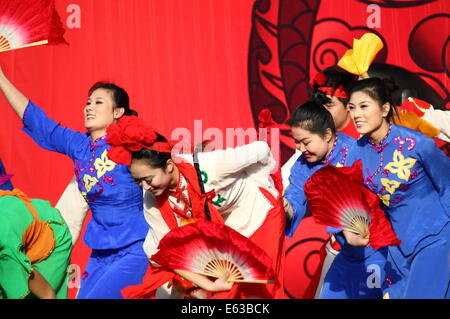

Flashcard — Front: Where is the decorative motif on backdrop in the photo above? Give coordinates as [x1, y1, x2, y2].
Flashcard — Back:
[248, 0, 449, 299]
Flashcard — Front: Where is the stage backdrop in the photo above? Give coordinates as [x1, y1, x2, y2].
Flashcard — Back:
[0, 0, 448, 299]
[248, 0, 449, 299]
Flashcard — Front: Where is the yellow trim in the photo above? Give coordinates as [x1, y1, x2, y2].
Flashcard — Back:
[380, 178, 401, 195]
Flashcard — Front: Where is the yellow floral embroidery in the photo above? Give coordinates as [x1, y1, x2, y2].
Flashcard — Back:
[84, 175, 98, 193]
[384, 150, 417, 181]
[378, 193, 391, 206]
[94, 150, 116, 178]
[380, 178, 401, 194]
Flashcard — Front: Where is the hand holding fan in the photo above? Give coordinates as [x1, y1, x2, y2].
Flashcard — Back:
[151, 219, 275, 284]
[304, 160, 401, 250]
[0, 0, 67, 53]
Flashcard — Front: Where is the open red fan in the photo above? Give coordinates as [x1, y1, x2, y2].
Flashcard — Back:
[304, 160, 401, 250]
[0, 0, 67, 53]
[151, 219, 276, 284]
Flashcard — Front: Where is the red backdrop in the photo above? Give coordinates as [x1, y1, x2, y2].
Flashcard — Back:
[0, 0, 256, 299]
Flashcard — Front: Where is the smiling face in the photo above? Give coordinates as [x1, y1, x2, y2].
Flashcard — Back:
[348, 91, 390, 142]
[291, 126, 333, 163]
[130, 158, 178, 196]
[323, 95, 350, 131]
[84, 88, 124, 140]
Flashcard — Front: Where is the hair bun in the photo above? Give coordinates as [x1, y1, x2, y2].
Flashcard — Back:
[125, 109, 139, 116]
[381, 77, 400, 97]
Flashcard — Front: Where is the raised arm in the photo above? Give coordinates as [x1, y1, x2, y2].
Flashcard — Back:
[0, 65, 29, 119]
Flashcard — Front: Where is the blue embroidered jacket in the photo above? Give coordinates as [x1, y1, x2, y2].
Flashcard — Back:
[347, 124, 450, 255]
[22, 101, 148, 250]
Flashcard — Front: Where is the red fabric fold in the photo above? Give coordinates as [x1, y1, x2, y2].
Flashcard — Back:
[121, 264, 175, 299]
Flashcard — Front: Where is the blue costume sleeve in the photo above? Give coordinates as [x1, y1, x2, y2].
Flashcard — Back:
[284, 160, 309, 237]
[21, 101, 86, 159]
[0, 159, 13, 190]
[327, 226, 342, 234]
[418, 137, 450, 215]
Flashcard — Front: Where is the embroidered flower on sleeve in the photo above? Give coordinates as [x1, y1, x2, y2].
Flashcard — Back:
[384, 150, 417, 181]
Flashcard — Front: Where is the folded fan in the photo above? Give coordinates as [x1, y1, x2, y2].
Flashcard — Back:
[0, 0, 67, 53]
[304, 160, 401, 250]
[151, 219, 275, 283]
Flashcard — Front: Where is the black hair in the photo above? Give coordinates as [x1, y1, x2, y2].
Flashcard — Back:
[312, 65, 358, 106]
[131, 132, 171, 169]
[288, 101, 336, 137]
[348, 77, 399, 123]
[88, 82, 138, 116]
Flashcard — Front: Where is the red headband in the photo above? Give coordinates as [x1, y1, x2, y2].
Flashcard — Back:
[312, 72, 327, 87]
[318, 85, 349, 99]
[312, 72, 349, 99]
[106, 116, 172, 165]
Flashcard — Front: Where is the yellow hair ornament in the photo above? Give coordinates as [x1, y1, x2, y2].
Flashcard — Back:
[338, 33, 384, 79]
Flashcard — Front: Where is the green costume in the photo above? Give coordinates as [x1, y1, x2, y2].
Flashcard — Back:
[0, 193, 72, 299]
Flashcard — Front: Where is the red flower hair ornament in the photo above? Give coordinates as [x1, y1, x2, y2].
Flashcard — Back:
[106, 116, 172, 165]
[318, 84, 349, 99]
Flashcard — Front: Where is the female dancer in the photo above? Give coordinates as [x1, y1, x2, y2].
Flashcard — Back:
[345, 77, 449, 299]
[0, 66, 149, 298]
[102, 116, 286, 299]
[283, 100, 388, 299]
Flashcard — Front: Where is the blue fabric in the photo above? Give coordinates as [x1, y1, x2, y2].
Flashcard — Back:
[319, 232, 387, 299]
[0, 159, 13, 191]
[320, 240, 387, 299]
[327, 226, 342, 235]
[383, 223, 449, 299]
[22, 101, 149, 250]
[284, 132, 355, 237]
[77, 240, 149, 299]
[347, 124, 450, 298]
[284, 132, 388, 299]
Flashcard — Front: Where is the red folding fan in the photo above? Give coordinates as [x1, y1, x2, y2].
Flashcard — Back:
[0, 0, 66, 53]
[151, 219, 276, 284]
[304, 160, 401, 250]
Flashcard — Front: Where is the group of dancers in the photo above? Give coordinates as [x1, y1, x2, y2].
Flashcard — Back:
[0, 52, 449, 299]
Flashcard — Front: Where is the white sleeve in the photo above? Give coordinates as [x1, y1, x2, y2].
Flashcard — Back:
[422, 108, 450, 142]
[55, 176, 89, 245]
[174, 141, 276, 189]
[201, 141, 274, 178]
[281, 149, 302, 192]
[142, 189, 171, 258]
